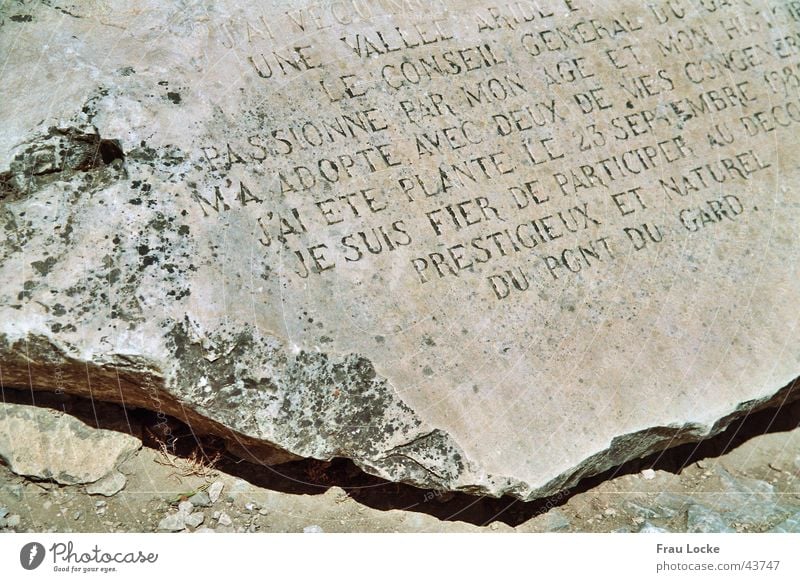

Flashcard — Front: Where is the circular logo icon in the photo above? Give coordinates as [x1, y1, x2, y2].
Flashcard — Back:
[20, 542, 46, 570]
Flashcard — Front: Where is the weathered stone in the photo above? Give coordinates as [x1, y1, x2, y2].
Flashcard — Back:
[157, 512, 186, 532]
[185, 512, 205, 528]
[189, 490, 212, 508]
[637, 522, 670, 534]
[770, 512, 800, 533]
[0, 0, 798, 501]
[693, 468, 793, 530]
[207, 482, 224, 504]
[86, 470, 127, 496]
[686, 504, 735, 533]
[0, 403, 140, 485]
[541, 508, 571, 532]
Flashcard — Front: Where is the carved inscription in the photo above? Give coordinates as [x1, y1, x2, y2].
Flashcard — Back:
[187, 0, 799, 299]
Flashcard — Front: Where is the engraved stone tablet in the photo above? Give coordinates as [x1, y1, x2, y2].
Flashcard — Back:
[1, 0, 799, 499]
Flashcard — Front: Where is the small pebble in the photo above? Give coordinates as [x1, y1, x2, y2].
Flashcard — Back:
[641, 469, 656, 480]
[157, 512, 186, 532]
[185, 512, 204, 528]
[303, 524, 323, 533]
[217, 512, 232, 527]
[189, 490, 211, 508]
[208, 481, 224, 503]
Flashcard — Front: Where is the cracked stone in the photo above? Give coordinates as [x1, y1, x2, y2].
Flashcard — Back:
[86, 470, 127, 497]
[700, 467, 793, 528]
[0, 0, 798, 502]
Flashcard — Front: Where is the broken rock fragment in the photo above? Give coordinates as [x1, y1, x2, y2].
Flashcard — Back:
[0, 0, 798, 501]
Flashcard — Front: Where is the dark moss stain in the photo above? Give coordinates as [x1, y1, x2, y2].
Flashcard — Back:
[162, 319, 469, 491]
[17, 280, 36, 301]
[31, 256, 57, 276]
[0, 127, 125, 201]
[166, 92, 182, 105]
[10, 14, 33, 22]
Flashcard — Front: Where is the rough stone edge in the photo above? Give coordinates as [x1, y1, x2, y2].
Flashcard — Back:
[0, 334, 301, 466]
[1, 332, 797, 502]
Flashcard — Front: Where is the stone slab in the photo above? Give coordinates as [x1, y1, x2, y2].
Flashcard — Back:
[0, 0, 799, 499]
[0, 403, 141, 485]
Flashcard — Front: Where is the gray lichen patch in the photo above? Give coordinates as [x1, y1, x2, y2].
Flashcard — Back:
[162, 318, 486, 492]
[0, 127, 125, 201]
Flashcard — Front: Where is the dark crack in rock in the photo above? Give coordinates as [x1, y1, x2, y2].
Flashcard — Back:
[0, 127, 124, 201]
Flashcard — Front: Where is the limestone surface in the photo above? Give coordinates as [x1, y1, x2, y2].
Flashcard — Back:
[0, 0, 799, 500]
[0, 403, 141, 485]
